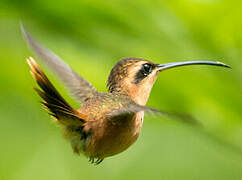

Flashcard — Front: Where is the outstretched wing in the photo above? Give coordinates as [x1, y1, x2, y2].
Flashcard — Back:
[21, 24, 97, 103]
[108, 102, 200, 125]
[108, 103, 160, 117]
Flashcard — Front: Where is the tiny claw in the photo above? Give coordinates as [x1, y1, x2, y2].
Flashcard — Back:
[95, 158, 104, 165]
[88, 157, 93, 162]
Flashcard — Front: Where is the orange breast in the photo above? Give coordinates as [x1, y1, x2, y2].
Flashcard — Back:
[84, 111, 144, 158]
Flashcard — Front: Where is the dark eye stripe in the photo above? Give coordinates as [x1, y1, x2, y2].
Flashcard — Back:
[134, 63, 153, 84]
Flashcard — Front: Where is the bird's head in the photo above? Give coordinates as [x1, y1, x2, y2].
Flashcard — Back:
[107, 57, 230, 106]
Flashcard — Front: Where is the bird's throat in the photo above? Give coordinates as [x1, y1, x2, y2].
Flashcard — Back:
[111, 79, 156, 106]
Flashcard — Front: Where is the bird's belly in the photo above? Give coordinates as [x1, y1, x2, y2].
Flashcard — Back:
[85, 112, 144, 158]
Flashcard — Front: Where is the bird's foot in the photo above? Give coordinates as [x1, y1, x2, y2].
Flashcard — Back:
[88, 157, 104, 165]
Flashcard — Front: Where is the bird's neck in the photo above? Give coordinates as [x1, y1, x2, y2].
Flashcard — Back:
[110, 83, 154, 106]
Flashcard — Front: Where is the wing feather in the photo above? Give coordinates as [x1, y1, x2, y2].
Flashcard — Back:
[108, 103, 200, 125]
[108, 103, 160, 116]
[21, 24, 96, 103]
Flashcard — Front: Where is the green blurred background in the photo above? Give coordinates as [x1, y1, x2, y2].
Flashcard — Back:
[0, 0, 242, 179]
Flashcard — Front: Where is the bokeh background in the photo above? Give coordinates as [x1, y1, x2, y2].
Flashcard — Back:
[0, 0, 242, 179]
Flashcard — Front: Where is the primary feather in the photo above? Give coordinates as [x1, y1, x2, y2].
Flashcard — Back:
[21, 24, 96, 103]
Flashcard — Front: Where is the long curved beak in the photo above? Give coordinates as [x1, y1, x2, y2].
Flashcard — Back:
[157, 61, 231, 71]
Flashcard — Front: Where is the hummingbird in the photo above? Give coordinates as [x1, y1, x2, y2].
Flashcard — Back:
[21, 25, 230, 165]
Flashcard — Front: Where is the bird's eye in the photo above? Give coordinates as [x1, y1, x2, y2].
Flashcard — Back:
[142, 63, 152, 75]
[134, 63, 153, 84]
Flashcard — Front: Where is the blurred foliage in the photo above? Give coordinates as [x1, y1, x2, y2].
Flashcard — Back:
[0, 0, 242, 180]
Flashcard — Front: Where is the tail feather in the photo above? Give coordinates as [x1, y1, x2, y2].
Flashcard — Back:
[27, 57, 85, 126]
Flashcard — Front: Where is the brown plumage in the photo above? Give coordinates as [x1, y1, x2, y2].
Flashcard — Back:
[27, 57, 85, 126]
[107, 57, 154, 92]
[21, 25, 230, 165]
[26, 56, 159, 164]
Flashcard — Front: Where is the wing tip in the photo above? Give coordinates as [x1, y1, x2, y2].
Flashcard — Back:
[20, 22, 30, 44]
